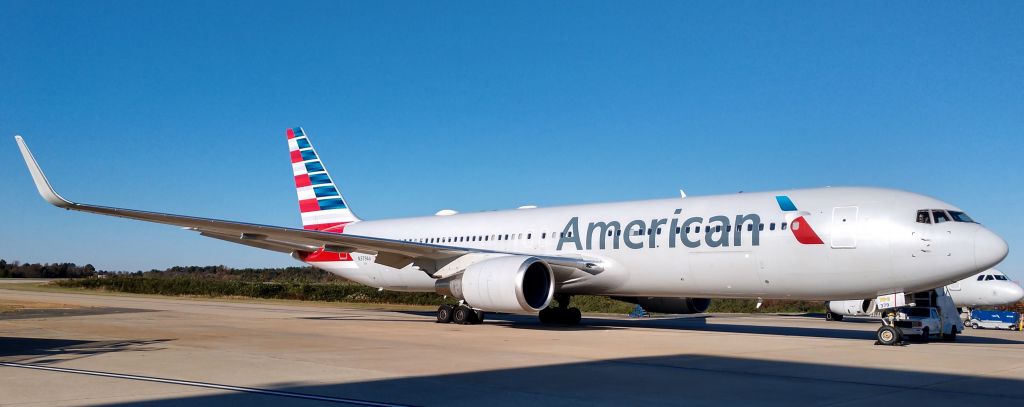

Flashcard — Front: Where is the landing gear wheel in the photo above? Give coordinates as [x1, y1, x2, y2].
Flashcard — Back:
[538, 307, 582, 325]
[453, 305, 478, 325]
[567, 307, 582, 325]
[877, 326, 901, 346]
[475, 310, 485, 323]
[538, 307, 555, 324]
[436, 304, 454, 323]
[825, 312, 844, 322]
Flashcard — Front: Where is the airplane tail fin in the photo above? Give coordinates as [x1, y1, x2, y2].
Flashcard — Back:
[287, 127, 360, 231]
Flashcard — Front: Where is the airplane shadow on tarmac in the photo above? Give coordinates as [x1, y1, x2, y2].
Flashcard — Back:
[0, 336, 171, 364]
[81, 351, 1024, 406]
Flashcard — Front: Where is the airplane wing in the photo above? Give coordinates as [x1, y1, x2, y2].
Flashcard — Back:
[14, 136, 603, 278]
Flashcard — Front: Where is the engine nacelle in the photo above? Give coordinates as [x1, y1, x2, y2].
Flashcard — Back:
[826, 299, 875, 316]
[614, 297, 711, 314]
[435, 255, 555, 313]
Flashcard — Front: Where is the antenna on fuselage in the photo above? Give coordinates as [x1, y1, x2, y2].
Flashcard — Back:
[679, 189, 687, 199]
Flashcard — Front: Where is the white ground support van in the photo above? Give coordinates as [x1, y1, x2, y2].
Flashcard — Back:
[875, 288, 962, 345]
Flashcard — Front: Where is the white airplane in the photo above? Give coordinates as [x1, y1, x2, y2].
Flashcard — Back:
[14, 128, 1009, 326]
[825, 269, 1023, 320]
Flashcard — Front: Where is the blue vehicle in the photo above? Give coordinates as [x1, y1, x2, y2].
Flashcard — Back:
[967, 310, 1020, 330]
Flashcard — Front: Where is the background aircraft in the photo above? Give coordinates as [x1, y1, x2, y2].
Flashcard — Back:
[825, 269, 1023, 320]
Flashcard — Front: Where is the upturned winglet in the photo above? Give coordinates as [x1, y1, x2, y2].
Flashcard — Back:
[14, 136, 74, 208]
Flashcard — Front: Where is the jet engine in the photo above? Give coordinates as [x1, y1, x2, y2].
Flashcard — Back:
[826, 299, 875, 316]
[614, 297, 711, 314]
[435, 255, 555, 313]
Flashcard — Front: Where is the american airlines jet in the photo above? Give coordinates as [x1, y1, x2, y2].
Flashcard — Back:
[14, 128, 1009, 326]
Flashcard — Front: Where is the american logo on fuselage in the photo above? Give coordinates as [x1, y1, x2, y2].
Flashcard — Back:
[556, 195, 824, 251]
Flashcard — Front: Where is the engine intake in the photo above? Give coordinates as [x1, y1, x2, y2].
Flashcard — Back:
[435, 256, 555, 313]
[614, 297, 711, 314]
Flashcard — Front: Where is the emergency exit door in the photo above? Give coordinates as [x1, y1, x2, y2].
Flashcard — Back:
[831, 206, 859, 249]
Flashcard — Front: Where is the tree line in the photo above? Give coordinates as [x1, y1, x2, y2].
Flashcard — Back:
[0, 259, 96, 278]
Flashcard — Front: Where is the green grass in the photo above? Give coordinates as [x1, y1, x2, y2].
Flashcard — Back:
[52, 276, 826, 314]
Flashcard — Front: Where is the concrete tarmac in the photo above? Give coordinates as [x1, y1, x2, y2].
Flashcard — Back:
[1, 287, 1022, 406]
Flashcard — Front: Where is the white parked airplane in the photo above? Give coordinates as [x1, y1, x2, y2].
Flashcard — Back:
[825, 269, 1023, 320]
[14, 128, 1010, 326]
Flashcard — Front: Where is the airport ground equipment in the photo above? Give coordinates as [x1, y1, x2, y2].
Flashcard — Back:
[629, 305, 650, 318]
[967, 310, 1020, 330]
[874, 289, 961, 343]
[877, 306, 944, 345]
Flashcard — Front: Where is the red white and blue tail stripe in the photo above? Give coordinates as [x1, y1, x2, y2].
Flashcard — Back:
[288, 127, 359, 231]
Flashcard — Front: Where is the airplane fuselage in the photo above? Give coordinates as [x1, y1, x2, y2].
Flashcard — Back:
[311, 186, 1004, 301]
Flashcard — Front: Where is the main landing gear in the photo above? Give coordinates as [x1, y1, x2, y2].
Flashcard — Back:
[436, 303, 485, 325]
[538, 294, 582, 325]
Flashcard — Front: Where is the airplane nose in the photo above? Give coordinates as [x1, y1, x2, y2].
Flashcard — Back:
[1004, 283, 1024, 304]
[974, 228, 1009, 270]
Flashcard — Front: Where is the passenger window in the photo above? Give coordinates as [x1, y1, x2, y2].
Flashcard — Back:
[932, 210, 950, 223]
[770, 223, 776, 231]
[705, 226, 711, 233]
[747, 224, 753, 231]
[527, 233, 531, 239]
[541, 233, 546, 239]
[715, 225, 721, 233]
[916, 210, 932, 224]
[657, 228, 662, 235]
[685, 227, 690, 233]
[726, 225, 731, 232]
[616, 230, 621, 236]
[781, 222, 787, 231]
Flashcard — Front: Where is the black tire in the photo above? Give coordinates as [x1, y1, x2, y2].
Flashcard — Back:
[538, 307, 554, 324]
[825, 312, 834, 321]
[833, 313, 844, 322]
[453, 306, 473, 325]
[919, 327, 929, 343]
[568, 307, 582, 325]
[877, 326, 901, 345]
[971, 321, 979, 329]
[474, 310, 485, 324]
[436, 304, 454, 323]
[945, 327, 957, 341]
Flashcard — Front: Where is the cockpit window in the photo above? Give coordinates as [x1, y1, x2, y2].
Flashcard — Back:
[995, 275, 1008, 281]
[985, 275, 995, 281]
[931, 210, 951, 223]
[916, 210, 931, 224]
[977, 275, 985, 281]
[948, 211, 975, 223]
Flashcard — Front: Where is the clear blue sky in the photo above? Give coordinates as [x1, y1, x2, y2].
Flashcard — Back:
[2, 1, 1021, 281]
